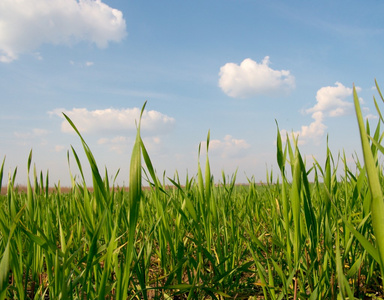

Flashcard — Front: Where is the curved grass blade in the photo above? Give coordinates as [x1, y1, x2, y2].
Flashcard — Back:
[353, 85, 384, 276]
[63, 113, 108, 204]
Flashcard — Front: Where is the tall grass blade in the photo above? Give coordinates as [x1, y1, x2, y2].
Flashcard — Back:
[121, 101, 146, 299]
[353, 85, 384, 277]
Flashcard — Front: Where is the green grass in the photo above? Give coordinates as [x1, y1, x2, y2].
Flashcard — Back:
[1, 86, 384, 299]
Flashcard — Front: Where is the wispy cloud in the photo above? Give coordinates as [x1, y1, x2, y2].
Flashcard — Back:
[0, 0, 127, 62]
[218, 57, 295, 98]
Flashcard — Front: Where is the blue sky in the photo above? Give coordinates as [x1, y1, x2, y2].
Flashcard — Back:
[1, 0, 384, 187]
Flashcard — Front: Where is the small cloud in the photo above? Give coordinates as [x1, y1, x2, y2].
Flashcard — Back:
[98, 136, 129, 154]
[69, 60, 95, 67]
[203, 135, 250, 158]
[152, 137, 161, 144]
[305, 82, 355, 117]
[14, 128, 49, 139]
[0, 50, 17, 63]
[33, 52, 43, 60]
[0, 0, 127, 62]
[365, 113, 378, 120]
[55, 145, 65, 152]
[218, 56, 295, 98]
[282, 82, 357, 145]
[49, 107, 175, 136]
[97, 138, 109, 145]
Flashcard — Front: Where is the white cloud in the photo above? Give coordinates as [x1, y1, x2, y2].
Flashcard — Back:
[299, 111, 327, 141]
[0, 0, 126, 62]
[365, 113, 378, 120]
[283, 82, 357, 145]
[203, 135, 250, 158]
[49, 107, 175, 136]
[85, 61, 94, 67]
[218, 57, 295, 98]
[305, 82, 355, 117]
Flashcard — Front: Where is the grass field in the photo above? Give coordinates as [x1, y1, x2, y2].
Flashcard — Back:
[1, 86, 384, 299]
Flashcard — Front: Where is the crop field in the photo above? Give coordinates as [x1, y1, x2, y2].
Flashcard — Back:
[1, 86, 384, 299]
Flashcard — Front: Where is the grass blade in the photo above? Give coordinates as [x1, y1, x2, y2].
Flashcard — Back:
[353, 84, 384, 277]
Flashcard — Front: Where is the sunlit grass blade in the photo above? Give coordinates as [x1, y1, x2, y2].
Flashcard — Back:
[353, 84, 384, 277]
[290, 148, 302, 267]
[70, 146, 86, 183]
[120, 101, 146, 299]
[63, 113, 108, 205]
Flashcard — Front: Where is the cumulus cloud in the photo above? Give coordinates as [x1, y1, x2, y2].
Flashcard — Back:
[49, 107, 175, 136]
[300, 111, 327, 139]
[0, 0, 126, 62]
[283, 82, 357, 145]
[305, 82, 355, 117]
[218, 57, 295, 98]
[203, 135, 250, 159]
